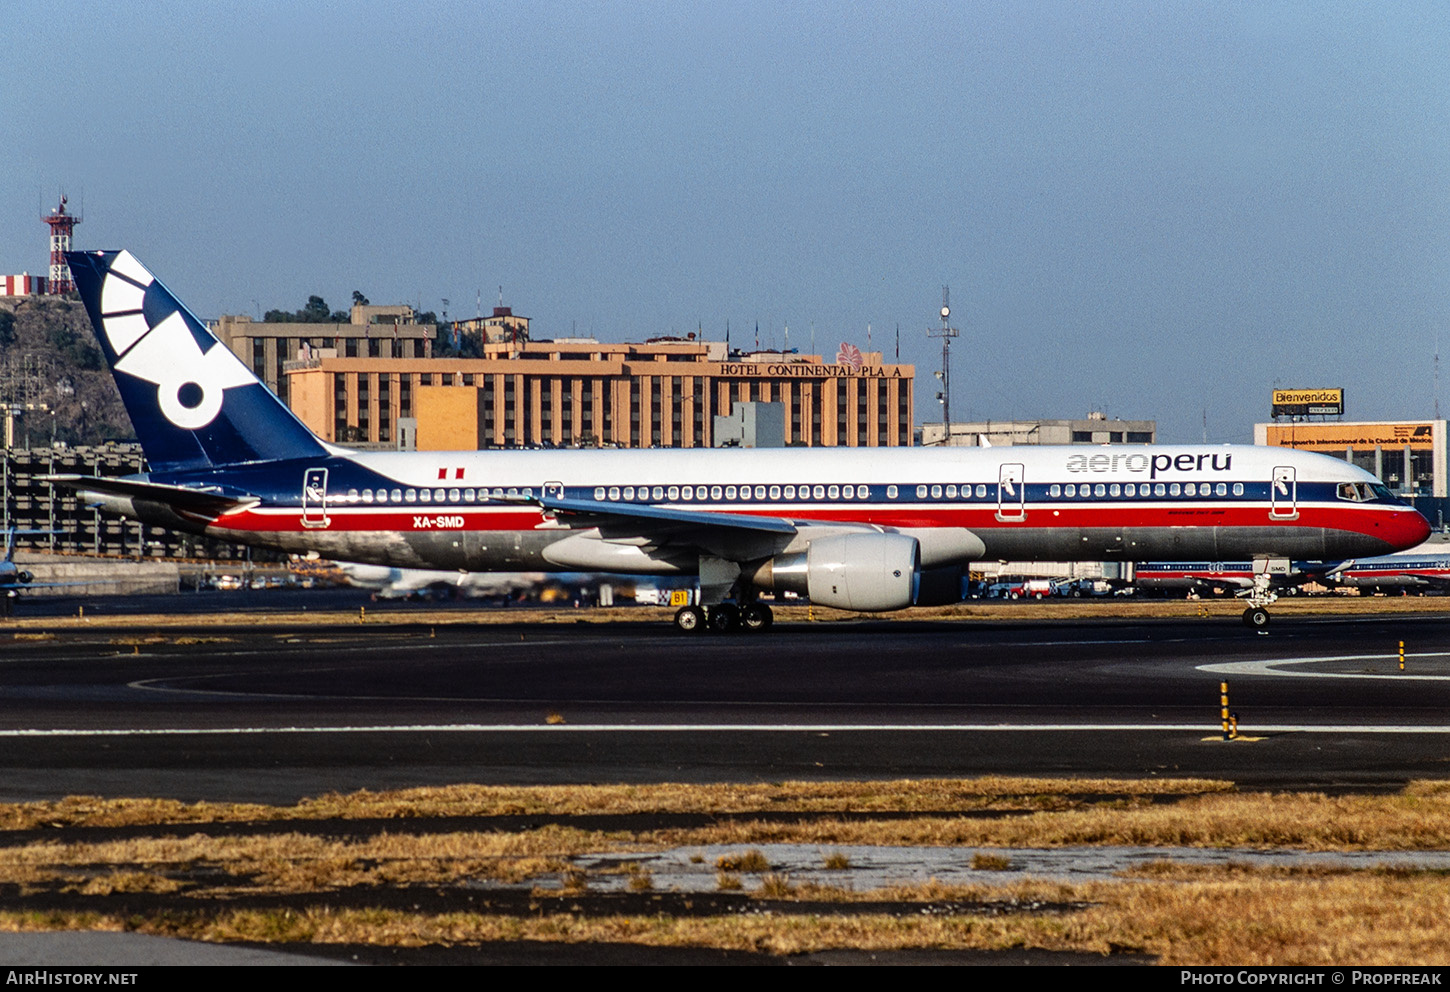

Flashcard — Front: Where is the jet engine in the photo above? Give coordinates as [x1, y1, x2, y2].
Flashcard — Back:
[751, 532, 920, 611]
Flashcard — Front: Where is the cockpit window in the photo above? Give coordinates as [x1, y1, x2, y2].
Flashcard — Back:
[1337, 482, 1374, 502]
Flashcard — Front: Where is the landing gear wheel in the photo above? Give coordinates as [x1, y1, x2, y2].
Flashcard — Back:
[706, 604, 740, 633]
[1243, 607, 1270, 630]
[674, 605, 704, 633]
[740, 603, 773, 632]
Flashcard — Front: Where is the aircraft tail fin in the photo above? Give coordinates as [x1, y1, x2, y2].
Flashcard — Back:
[66, 250, 327, 473]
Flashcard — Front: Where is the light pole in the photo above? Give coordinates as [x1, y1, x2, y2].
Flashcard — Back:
[927, 287, 958, 444]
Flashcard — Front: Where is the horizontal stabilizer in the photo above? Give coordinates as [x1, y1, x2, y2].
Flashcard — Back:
[42, 474, 260, 520]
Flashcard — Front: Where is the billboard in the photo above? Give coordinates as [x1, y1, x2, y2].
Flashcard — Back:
[1262, 422, 1434, 451]
[1271, 388, 1344, 418]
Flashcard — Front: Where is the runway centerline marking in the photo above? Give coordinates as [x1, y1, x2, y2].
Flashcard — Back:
[1199, 653, 1450, 681]
[4, 723, 1450, 737]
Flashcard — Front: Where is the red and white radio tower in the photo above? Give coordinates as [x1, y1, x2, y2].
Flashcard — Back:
[43, 195, 80, 295]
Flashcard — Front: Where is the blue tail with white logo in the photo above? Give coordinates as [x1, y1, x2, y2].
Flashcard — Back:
[67, 250, 327, 473]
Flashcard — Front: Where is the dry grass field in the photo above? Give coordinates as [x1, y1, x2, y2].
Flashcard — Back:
[3, 778, 1450, 963]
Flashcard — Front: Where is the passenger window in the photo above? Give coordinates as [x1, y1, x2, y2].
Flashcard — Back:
[785, 485, 796, 499]
[858, 485, 868, 499]
[681, 487, 693, 500]
[1233, 483, 1244, 496]
[887, 485, 898, 499]
[916, 485, 927, 498]
[608, 487, 620, 500]
[362, 489, 374, 503]
[1094, 484, 1106, 497]
[1050, 485, 1061, 497]
[652, 486, 664, 500]
[594, 487, 606, 500]
[1124, 484, 1135, 497]
[1170, 483, 1181, 496]
[725, 486, 736, 500]
[448, 488, 461, 502]
[347, 488, 359, 503]
[1216, 483, 1227, 496]
[711, 486, 723, 500]
[1109, 484, 1120, 497]
[623, 487, 635, 500]
[667, 486, 679, 500]
[814, 485, 825, 499]
[1065, 484, 1075, 497]
[1155, 484, 1166, 497]
[769, 485, 781, 499]
[754, 485, 765, 499]
[946, 485, 958, 498]
[391, 489, 402, 502]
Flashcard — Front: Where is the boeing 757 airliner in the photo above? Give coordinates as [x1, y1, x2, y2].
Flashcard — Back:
[48, 250, 1431, 631]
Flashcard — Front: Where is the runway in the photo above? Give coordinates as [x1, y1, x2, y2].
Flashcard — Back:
[4, 600, 1450, 801]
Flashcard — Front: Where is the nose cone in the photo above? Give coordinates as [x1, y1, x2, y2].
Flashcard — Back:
[1385, 508, 1433, 552]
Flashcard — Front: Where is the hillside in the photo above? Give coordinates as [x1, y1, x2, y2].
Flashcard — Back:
[0, 295, 133, 446]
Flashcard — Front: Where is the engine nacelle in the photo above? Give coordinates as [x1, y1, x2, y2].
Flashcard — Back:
[754, 532, 921, 611]
[17, 570, 32, 584]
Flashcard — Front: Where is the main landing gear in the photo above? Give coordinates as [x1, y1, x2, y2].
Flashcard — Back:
[674, 602, 774, 634]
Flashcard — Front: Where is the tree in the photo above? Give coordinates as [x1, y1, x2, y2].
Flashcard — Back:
[302, 296, 331, 322]
[0, 310, 14, 347]
[262, 296, 346, 323]
[352, 290, 369, 306]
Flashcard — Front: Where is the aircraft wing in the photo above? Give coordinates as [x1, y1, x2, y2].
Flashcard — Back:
[41, 475, 261, 522]
[529, 495, 801, 563]
[1, 580, 102, 592]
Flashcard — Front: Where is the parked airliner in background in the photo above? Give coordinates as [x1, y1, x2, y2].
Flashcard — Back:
[1, 528, 91, 611]
[1319, 538, 1450, 594]
[1134, 536, 1450, 599]
[335, 562, 547, 600]
[1, 529, 37, 600]
[47, 250, 1431, 631]
[1133, 559, 1341, 597]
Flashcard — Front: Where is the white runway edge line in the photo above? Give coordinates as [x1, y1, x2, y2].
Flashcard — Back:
[4, 723, 1450, 736]
[1200, 653, 1450, 681]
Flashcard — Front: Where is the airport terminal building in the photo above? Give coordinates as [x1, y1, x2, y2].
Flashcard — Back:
[1255, 419, 1449, 500]
[919, 414, 1156, 447]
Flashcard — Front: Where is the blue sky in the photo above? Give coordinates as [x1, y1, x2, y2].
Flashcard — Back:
[3, 1, 1448, 442]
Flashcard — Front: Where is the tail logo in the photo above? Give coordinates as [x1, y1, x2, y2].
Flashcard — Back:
[99, 251, 253, 430]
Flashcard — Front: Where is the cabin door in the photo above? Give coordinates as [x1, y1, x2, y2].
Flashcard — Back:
[301, 468, 331, 529]
[1269, 466, 1298, 520]
[996, 463, 1026, 522]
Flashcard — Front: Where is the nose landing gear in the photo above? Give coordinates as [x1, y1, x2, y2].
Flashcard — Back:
[1238, 571, 1278, 630]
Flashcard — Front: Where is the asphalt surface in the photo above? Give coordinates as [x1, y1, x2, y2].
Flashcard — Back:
[3, 593, 1450, 801]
